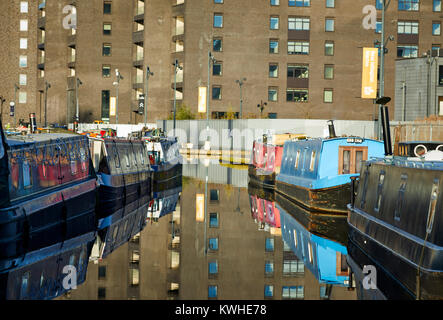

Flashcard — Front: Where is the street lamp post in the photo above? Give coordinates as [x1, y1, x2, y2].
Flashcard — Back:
[14, 84, 19, 129]
[44, 81, 51, 127]
[144, 66, 154, 128]
[75, 77, 82, 132]
[173, 59, 182, 136]
[235, 78, 247, 119]
[257, 100, 267, 118]
[114, 69, 123, 125]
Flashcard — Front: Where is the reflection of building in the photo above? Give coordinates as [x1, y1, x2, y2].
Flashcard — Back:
[395, 55, 443, 121]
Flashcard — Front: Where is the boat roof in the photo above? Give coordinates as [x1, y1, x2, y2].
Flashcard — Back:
[6, 133, 82, 147]
[368, 156, 443, 170]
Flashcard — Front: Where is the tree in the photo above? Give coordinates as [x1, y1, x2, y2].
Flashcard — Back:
[167, 103, 196, 120]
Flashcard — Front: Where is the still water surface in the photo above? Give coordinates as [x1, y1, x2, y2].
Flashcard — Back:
[59, 160, 357, 300]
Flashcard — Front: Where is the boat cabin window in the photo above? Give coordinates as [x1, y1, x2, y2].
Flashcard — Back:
[113, 148, 121, 168]
[70, 151, 77, 175]
[394, 174, 408, 222]
[293, 229, 297, 247]
[20, 271, 31, 299]
[80, 147, 87, 172]
[23, 160, 32, 188]
[124, 154, 130, 168]
[295, 150, 300, 169]
[308, 243, 313, 264]
[374, 171, 385, 213]
[338, 146, 368, 175]
[426, 179, 440, 234]
[309, 151, 316, 171]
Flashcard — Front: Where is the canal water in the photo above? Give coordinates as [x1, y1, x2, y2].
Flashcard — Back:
[58, 159, 357, 300]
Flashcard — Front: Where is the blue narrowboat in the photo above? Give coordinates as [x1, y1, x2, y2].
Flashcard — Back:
[276, 137, 384, 214]
[0, 231, 95, 300]
[279, 203, 351, 287]
[348, 141, 443, 300]
[0, 125, 97, 272]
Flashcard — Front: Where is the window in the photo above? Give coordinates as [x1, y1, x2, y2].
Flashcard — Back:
[434, 0, 442, 12]
[98, 287, 106, 299]
[102, 65, 111, 77]
[426, 179, 439, 233]
[213, 38, 222, 51]
[20, 38, 28, 49]
[214, 0, 223, 3]
[324, 89, 333, 103]
[103, 43, 112, 56]
[295, 150, 301, 168]
[433, 22, 441, 36]
[210, 189, 219, 201]
[20, 2, 28, 13]
[397, 45, 418, 58]
[209, 212, 219, 228]
[98, 266, 107, 279]
[288, 17, 310, 30]
[268, 87, 278, 101]
[19, 74, 27, 86]
[268, 113, 277, 119]
[20, 272, 30, 299]
[101, 90, 110, 120]
[325, 18, 335, 32]
[398, 0, 419, 11]
[339, 146, 368, 175]
[374, 171, 385, 212]
[104, 2, 112, 14]
[265, 261, 274, 275]
[283, 259, 304, 274]
[265, 238, 274, 252]
[271, 0, 279, 5]
[23, 160, 32, 187]
[289, 0, 310, 6]
[212, 86, 221, 101]
[265, 285, 274, 298]
[213, 61, 222, 76]
[103, 23, 112, 35]
[376, 0, 383, 9]
[394, 174, 408, 221]
[214, 14, 223, 28]
[309, 151, 316, 170]
[208, 261, 218, 275]
[20, 19, 28, 31]
[287, 89, 308, 102]
[288, 65, 309, 79]
[397, 21, 419, 34]
[439, 65, 443, 85]
[376, 20, 382, 33]
[269, 63, 278, 78]
[324, 65, 334, 79]
[270, 39, 279, 53]
[19, 56, 28, 68]
[288, 41, 309, 55]
[208, 285, 217, 298]
[270, 16, 279, 29]
[209, 238, 218, 251]
[131, 250, 140, 263]
[282, 286, 304, 299]
[326, 0, 334, 7]
[325, 41, 334, 55]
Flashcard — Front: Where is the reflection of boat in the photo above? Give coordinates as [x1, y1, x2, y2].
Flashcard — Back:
[249, 134, 305, 189]
[346, 238, 413, 300]
[279, 204, 350, 287]
[348, 141, 443, 300]
[143, 130, 182, 193]
[276, 136, 384, 214]
[249, 192, 281, 230]
[0, 125, 97, 272]
[148, 186, 182, 222]
[0, 231, 96, 300]
[276, 193, 348, 246]
[247, 181, 275, 202]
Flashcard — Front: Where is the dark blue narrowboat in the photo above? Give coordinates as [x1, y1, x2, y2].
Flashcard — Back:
[143, 131, 182, 193]
[0, 125, 97, 272]
[276, 137, 384, 214]
[279, 203, 351, 287]
[348, 142, 443, 300]
[0, 231, 95, 300]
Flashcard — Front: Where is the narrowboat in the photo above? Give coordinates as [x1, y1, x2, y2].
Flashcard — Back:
[276, 192, 348, 246]
[347, 141, 443, 300]
[88, 137, 152, 229]
[279, 203, 351, 287]
[147, 185, 182, 222]
[0, 125, 97, 272]
[0, 231, 95, 300]
[276, 136, 384, 214]
[142, 130, 182, 193]
[249, 133, 305, 189]
[249, 190, 281, 231]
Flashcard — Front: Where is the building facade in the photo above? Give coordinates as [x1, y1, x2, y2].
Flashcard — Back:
[1, 0, 442, 126]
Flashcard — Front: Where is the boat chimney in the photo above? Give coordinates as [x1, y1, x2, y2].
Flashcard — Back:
[327, 120, 336, 138]
[376, 97, 393, 156]
[29, 113, 37, 134]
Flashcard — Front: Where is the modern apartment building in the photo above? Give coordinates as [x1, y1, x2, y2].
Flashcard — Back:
[1, 0, 442, 126]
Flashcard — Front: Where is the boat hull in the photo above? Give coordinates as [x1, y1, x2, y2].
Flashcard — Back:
[276, 180, 350, 214]
[248, 164, 276, 189]
[152, 163, 182, 193]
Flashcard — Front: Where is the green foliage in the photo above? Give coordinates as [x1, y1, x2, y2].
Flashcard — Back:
[167, 104, 196, 120]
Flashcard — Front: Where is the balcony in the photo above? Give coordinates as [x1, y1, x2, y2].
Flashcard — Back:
[133, 31, 144, 45]
[67, 56, 76, 68]
[38, 17, 46, 30]
[38, 42, 45, 50]
[67, 35, 76, 48]
[37, 62, 45, 70]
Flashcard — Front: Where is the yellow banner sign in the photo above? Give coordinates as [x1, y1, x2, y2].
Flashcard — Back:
[195, 194, 205, 222]
[361, 48, 378, 99]
[110, 97, 116, 116]
[198, 87, 207, 113]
